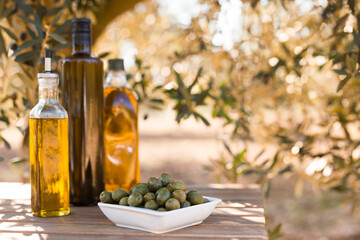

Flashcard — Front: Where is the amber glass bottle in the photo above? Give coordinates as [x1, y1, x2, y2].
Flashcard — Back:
[104, 59, 140, 191]
[30, 50, 70, 217]
[61, 18, 104, 205]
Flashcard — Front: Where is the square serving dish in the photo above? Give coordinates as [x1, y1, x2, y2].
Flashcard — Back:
[98, 196, 221, 234]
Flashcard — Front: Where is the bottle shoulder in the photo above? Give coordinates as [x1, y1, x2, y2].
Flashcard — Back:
[104, 86, 136, 96]
[30, 101, 68, 119]
[62, 55, 103, 64]
[104, 87, 138, 105]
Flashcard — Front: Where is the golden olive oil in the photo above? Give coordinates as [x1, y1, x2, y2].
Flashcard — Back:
[104, 87, 140, 191]
[30, 118, 70, 217]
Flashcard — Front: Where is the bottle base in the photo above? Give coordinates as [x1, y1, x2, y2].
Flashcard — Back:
[70, 200, 98, 206]
[32, 209, 70, 217]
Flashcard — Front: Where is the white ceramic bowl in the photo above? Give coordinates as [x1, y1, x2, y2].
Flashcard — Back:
[98, 196, 222, 234]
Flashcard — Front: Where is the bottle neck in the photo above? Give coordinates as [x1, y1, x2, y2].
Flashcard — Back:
[105, 70, 129, 88]
[72, 32, 91, 55]
[39, 85, 58, 104]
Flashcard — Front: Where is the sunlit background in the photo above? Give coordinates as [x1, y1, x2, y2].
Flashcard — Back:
[1, 0, 360, 239]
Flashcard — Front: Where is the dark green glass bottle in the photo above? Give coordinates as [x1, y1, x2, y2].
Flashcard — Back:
[61, 18, 104, 206]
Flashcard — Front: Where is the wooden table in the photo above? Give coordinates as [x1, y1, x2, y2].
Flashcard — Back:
[0, 182, 268, 239]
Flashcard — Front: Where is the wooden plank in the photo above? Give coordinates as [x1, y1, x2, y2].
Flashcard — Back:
[213, 207, 264, 216]
[0, 200, 263, 213]
[0, 200, 262, 208]
[192, 184, 261, 190]
[193, 189, 262, 196]
[0, 198, 262, 208]
[0, 183, 268, 239]
[0, 232, 268, 240]
[0, 222, 267, 237]
[0, 206, 264, 217]
[0, 213, 266, 225]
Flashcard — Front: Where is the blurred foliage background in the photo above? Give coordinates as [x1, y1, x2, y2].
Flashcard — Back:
[1, 0, 360, 239]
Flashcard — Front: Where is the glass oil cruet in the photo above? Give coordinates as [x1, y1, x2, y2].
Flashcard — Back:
[103, 59, 140, 191]
[61, 18, 104, 205]
[29, 49, 70, 217]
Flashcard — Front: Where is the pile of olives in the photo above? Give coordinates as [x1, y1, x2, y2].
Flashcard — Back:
[99, 173, 209, 211]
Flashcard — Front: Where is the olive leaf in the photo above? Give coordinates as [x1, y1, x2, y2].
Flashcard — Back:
[0, 26, 18, 41]
[26, 26, 36, 39]
[334, 69, 350, 75]
[17, 14, 36, 26]
[149, 98, 163, 104]
[46, 7, 63, 16]
[22, 97, 29, 110]
[10, 157, 27, 165]
[98, 52, 110, 58]
[53, 19, 72, 34]
[337, 75, 352, 92]
[353, 31, 360, 47]
[15, 51, 37, 63]
[223, 142, 233, 155]
[0, 31, 6, 56]
[33, 13, 43, 41]
[11, 38, 41, 57]
[1, 136, 10, 149]
[264, 181, 271, 198]
[0, 4, 15, 19]
[193, 111, 210, 126]
[269, 152, 279, 171]
[189, 67, 203, 91]
[0, 111, 9, 125]
[50, 13, 63, 27]
[278, 165, 292, 175]
[268, 223, 283, 239]
[13, 0, 34, 14]
[49, 33, 67, 44]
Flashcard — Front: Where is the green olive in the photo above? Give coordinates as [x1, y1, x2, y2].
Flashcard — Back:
[155, 187, 167, 196]
[186, 190, 199, 201]
[155, 187, 171, 207]
[112, 188, 127, 202]
[167, 180, 186, 192]
[187, 189, 199, 196]
[127, 189, 133, 195]
[171, 190, 186, 203]
[160, 173, 172, 187]
[128, 192, 143, 207]
[143, 192, 156, 202]
[204, 198, 210, 203]
[157, 207, 167, 212]
[99, 191, 114, 203]
[119, 197, 129, 206]
[188, 192, 204, 205]
[132, 183, 150, 195]
[165, 198, 180, 210]
[181, 200, 191, 208]
[148, 177, 162, 192]
[144, 200, 158, 210]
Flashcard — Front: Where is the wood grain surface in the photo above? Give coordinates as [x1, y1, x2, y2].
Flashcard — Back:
[0, 182, 268, 239]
